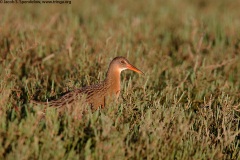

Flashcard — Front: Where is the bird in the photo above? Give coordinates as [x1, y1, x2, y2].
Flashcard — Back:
[31, 56, 144, 111]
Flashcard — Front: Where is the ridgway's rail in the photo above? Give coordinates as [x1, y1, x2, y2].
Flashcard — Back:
[32, 56, 144, 110]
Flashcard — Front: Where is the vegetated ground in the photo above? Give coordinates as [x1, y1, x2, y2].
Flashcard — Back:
[0, 0, 240, 159]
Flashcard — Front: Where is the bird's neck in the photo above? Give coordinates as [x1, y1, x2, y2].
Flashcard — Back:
[104, 67, 121, 96]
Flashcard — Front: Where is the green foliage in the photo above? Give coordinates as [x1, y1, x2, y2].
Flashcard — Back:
[0, 0, 240, 159]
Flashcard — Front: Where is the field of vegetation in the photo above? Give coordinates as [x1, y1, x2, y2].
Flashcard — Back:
[0, 0, 240, 159]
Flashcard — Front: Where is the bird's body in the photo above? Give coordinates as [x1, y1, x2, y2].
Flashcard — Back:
[32, 56, 143, 110]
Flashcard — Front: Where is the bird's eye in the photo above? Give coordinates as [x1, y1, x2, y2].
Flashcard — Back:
[120, 60, 125, 64]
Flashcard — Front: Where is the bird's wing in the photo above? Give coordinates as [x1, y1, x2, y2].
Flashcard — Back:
[31, 88, 86, 108]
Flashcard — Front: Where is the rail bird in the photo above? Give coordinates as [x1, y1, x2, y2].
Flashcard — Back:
[32, 56, 144, 110]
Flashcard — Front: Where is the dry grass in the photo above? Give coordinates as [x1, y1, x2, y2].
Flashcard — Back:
[0, 0, 240, 159]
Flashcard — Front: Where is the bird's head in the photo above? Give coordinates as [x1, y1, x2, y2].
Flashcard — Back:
[109, 56, 144, 74]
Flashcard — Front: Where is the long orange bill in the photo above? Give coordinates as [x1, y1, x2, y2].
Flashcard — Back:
[127, 64, 144, 75]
